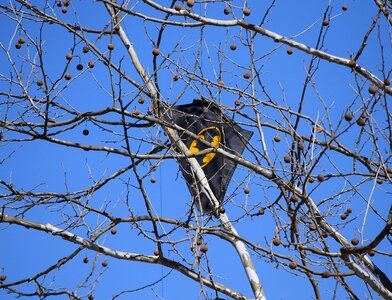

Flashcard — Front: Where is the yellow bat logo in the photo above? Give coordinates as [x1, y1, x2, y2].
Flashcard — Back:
[189, 126, 221, 168]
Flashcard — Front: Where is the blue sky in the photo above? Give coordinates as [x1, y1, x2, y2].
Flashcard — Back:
[0, 0, 391, 299]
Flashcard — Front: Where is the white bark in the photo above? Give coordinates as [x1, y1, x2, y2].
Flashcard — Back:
[104, 2, 266, 299]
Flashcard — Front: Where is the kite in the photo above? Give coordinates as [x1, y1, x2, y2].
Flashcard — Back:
[165, 99, 253, 213]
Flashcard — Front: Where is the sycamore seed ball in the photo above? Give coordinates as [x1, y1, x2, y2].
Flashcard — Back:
[272, 237, 281, 246]
[200, 245, 208, 253]
[351, 237, 359, 246]
[152, 48, 160, 56]
[368, 85, 377, 94]
[187, 0, 194, 7]
[321, 271, 331, 278]
[344, 113, 353, 121]
[289, 261, 297, 269]
[243, 8, 251, 16]
[356, 117, 366, 127]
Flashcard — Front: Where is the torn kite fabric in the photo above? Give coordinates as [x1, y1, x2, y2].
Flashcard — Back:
[164, 99, 253, 213]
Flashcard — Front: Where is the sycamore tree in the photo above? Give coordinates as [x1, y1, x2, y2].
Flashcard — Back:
[0, 1, 391, 299]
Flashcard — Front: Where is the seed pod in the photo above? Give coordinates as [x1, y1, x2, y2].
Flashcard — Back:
[186, 0, 194, 7]
[274, 135, 281, 142]
[290, 194, 298, 203]
[286, 48, 293, 55]
[344, 113, 353, 121]
[152, 48, 160, 56]
[289, 261, 297, 269]
[317, 173, 324, 182]
[368, 85, 377, 94]
[200, 245, 208, 253]
[243, 72, 251, 79]
[272, 237, 281, 246]
[243, 8, 251, 16]
[244, 187, 250, 194]
[321, 271, 331, 278]
[356, 117, 366, 127]
[230, 43, 237, 51]
[284, 155, 291, 163]
[351, 237, 359, 246]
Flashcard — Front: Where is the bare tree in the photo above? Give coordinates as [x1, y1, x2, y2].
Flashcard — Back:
[0, 1, 391, 299]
